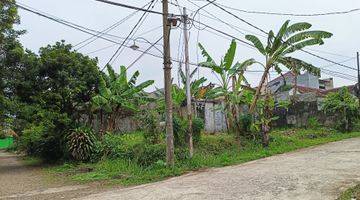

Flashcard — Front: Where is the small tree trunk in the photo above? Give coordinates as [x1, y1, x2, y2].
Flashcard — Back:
[262, 124, 270, 147]
[344, 108, 349, 132]
[292, 70, 298, 103]
[231, 76, 241, 140]
[249, 66, 271, 113]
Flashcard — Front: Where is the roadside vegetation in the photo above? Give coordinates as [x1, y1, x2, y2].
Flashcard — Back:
[1, 0, 360, 189]
[48, 128, 360, 185]
[338, 184, 360, 200]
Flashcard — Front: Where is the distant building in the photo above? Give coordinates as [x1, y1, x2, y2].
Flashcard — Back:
[267, 71, 334, 94]
[319, 78, 334, 90]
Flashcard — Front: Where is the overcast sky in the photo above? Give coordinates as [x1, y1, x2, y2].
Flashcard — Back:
[16, 0, 360, 91]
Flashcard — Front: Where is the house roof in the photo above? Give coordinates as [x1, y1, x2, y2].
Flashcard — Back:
[268, 71, 295, 84]
[322, 84, 357, 95]
[295, 85, 326, 97]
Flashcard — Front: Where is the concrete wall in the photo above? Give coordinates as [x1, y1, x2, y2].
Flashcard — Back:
[203, 101, 227, 133]
[297, 72, 320, 89]
[86, 113, 139, 134]
[273, 100, 335, 128]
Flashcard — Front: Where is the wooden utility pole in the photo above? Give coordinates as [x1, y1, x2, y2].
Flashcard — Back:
[162, 0, 174, 166]
[182, 7, 193, 158]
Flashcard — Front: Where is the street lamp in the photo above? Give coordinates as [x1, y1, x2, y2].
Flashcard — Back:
[130, 37, 163, 54]
[130, 41, 139, 51]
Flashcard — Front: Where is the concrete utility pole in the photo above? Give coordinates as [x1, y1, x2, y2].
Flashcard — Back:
[357, 52, 360, 107]
[162, 0, 174, 167]
[182, 7, 193, 158]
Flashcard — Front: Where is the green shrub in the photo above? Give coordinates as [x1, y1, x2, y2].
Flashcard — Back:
[94, 132, 191, 166]
[237, 114, 255, 139]
[173, 116, 205, 146]
[173, 116, 187, 147]
[353, 119, 360, 132]
[307, 117, 320, 129]
[133, 143, 166, 167]
[16, 108, 72, 162]
[100, 133, 144, 160]
[141, 110, 162, 145]
[0, 130, 6, 139]
[90, 140, 105, 162]
[198, 134, 238, 155]
[19, 124, 47, 155]
[322, 87, 359, 132]
[192, 117, 204, 144]
[67, 127, 96, 161]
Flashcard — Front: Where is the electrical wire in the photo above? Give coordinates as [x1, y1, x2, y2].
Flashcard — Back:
[204, 0, 359, 73]
[188, 1, 354, 59]
[136, 25, 163, 37]
[93, 0, 172, 16]
[17, 1, 357, 82]
[103, 0, 157, 70]
[15, 3, 176, 67]
[74, 1, 153, 50]
[127, 36, 163, 69]
[211, 2, 360, 17]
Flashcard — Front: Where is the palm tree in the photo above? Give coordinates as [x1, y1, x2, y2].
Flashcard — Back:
[245, 20, 332, 113]
[199, 39, 255, 134]
[92, 65, 154, 132]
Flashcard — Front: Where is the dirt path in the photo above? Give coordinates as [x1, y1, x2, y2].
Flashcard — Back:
[0, 151, 106, 200]
[75, 138, 360, 200]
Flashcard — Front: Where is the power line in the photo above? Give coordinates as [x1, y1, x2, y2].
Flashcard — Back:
[17, 1, 357, 82]
[74, 1, 153, 50]
[322, 57, 356, 68]
[92, 0, 255, 48]
[16, 2, 161, 49]
[181, 0, 353, 59]
[15, 3, 170, 67]
[103, 0, 157, 70]
[136, 25, 163, 37]
[127, 36, 163, 69]
[93, 0, 170, 16]
[184, 0, 260, 51]
[211, 2, 360, 17]
[204, 0, 359, 72]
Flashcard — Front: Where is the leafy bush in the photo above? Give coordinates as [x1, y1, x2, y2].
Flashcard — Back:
[141, 110, 162, 145]
[100, 133, 143, 160]
[90, 140, 105, 162]
[0, 130, 6, 139]
[173, 116, 187, 147]
[133, 143, 166, 167]
[17, 108, 71, 162]
[18, 124, 45, 155]
[173, 116, 204, 147]
[198, 134, 238, 155]
[93, 132, 191, 166]
[322, 87, 359, 132]
[307, 117, 320, 129]
[67, 127, 96, 161]
[192, 117, 204, 144]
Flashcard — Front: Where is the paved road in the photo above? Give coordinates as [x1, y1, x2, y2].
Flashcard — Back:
[76, 138, 360, 200]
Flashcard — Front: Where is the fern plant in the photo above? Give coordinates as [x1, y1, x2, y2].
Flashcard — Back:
[67, 127, 96, 161]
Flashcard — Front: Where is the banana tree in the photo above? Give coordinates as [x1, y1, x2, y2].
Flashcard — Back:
[92, 65, 154, 132]
[178, 68, 208, 99]
[245, 20, 332, 113]
[198, 39, 255, 134]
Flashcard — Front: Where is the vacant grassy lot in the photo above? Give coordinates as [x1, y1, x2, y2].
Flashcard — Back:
[48, 128, 360, 186]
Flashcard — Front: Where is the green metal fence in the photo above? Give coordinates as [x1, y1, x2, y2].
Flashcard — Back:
[0, 137, 13, 149]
